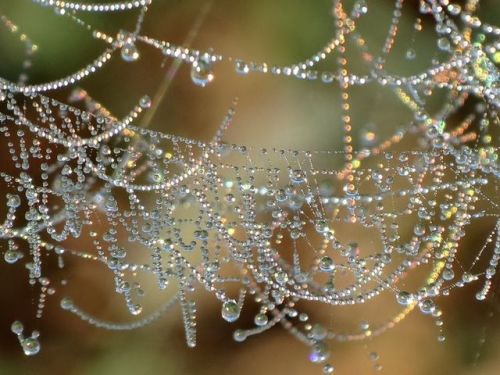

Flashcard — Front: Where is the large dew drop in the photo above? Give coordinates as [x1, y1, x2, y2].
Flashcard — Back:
[21, 337, 41, 356]
[191, 55, 214, 87]
[221, 300, 240, 322]
[121, 42, 140, 62]
[396, 291, 414, 306]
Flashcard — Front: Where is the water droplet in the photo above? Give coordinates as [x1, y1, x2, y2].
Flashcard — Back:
[21, 337, 40, 356]
[4, 250, 20, 264]
[437, 37, 450, 51]
[194, 230, 209, 241]
[130, 304, 143, 315]
[310, 324, 328, 340]
[139, 95, 151, 108]
[447, 4, 461, 16]
[323, 364, 334, 374]
[11, 321, 24, 335]
[353, 0, 368, 16]
[254, 313, 268, 326]
[60, 297, 74, 310]
[275, 271, 288, 285]
[321, 72, 334, 83]
[319, 256, 335, 272]
[396, 291, 414, 306]
[121, 42, 140, 62]
[290, 169, 306, 184]
[419, 298, 436, 314]
[233, 329, 246, 342]
[309, 342, 330, 363]
[235, 60, 249, 75]
[360, 123, 378, 146]
[191, 55, 214, 87]
[315, 220, 330, 234]
[442, 269, 454, 281]
[369, 351, 379, 361]
[221, 300, 240, 322]
[405, 48, 416, 60]
[7, 194, 21, 208]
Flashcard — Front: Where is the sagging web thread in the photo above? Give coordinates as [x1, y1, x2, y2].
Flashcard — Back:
[0, 0, 498, 372]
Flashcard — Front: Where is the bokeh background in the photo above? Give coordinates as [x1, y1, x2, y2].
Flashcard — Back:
[0, 0, 499, 374]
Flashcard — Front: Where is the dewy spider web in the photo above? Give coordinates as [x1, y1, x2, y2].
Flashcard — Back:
[0, 0, 498, 373]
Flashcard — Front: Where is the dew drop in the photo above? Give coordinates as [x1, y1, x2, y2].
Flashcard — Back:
[4, 250, 20, 264]
[353, 0, 368, 16]
[21, 337, 40, 356]
[323, 364, 334, 374]
[437, 37, 450, 51]
[235, 60, 250, 75]
[11, 321, 24, 335]
[405, 48, 416, 60]
[60, 297, 74, 310]
[309, 342, 330, 363]
[321, 72, 334, 83]
[233, 329, 246, 342]
[419, 298, 436, 314]
[121, 42, 140, 62]
[447, 4, 461, 15]
[139, 95, 151, 108]
[254, 313, 268, 326]
[310, 324, 328, 340]
[221, 300, 240, 322]
[319, 256, 335, 272]
[315, 220, 330, 234]
[290, 169, 306, 184]
[7, 194, 21, 208]
[191, 55, 214, 87]
[396, 291, 414, 306]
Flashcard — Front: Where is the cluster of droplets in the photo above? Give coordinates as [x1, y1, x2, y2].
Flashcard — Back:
[10, 321, 41, 356]
[0, 0, 498, 373]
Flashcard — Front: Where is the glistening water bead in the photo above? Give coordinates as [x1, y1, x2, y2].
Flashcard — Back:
[221, 300, 240, 322]
[396, 291, 414, 306]
[21, 337, 41, 356]
[254, 313, 268, 326]
[191, 55, 214, 87]
[121, 42, 140, 62]
[139, 95, 151, 108]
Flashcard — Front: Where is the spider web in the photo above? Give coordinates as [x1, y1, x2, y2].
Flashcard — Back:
[0, 0, 498, 372]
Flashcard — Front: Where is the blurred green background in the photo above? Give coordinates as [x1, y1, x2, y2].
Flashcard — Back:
[0, 1, 499, 374]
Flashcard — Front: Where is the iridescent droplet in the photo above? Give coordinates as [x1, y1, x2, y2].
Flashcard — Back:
[139, 95, 151, 108]
[309, 342, 330, 363]
[121, 42, 140, 62]
[191, 55, 214, 87]
[21, 337, 40, 356]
